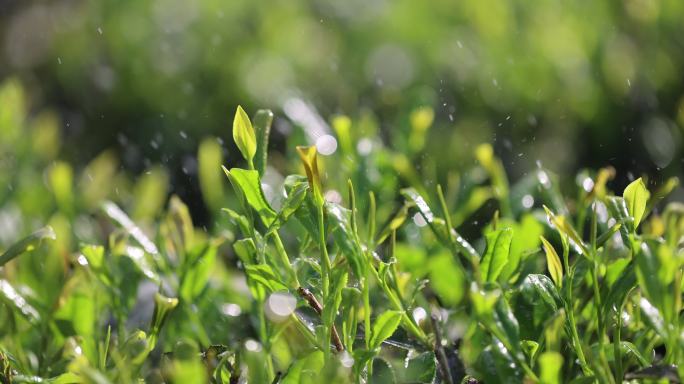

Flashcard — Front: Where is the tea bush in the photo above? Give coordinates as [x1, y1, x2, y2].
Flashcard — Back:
[0, 80, 682, 383]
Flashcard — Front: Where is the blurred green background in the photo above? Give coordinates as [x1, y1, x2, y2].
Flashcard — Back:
[1, 0, 683, 224]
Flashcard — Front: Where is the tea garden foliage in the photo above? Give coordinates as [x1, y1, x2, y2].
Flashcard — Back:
[0, 78, 683, 383]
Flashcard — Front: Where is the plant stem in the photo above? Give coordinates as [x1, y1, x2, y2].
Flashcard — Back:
[318, 205, 331, 298]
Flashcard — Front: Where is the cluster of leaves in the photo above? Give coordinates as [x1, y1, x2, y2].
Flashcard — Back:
[1, 83, 683, 383]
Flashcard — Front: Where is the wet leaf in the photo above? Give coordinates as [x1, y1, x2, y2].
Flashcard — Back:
[281, 350, 325, 384]
[244, 264, 288, 293]
[370, 358, 396, 384]
[370, 311, 403, 350]
[224, 167, 276, 226]
[404, 351, 437, 383]
[0, 226, 56, 267]
[481, 228, 513, 283]
[252, 109, 273, 176]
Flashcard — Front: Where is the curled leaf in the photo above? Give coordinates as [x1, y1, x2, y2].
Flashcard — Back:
[296, 146, 324, 207]
[540, 236, 563, 288]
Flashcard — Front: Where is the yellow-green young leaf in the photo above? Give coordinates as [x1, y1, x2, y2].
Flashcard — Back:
[232, 105, 257, 165]
[540, 236, 563, 288]
[543, 206, 589, 256]
[623, 177, 650, 229]
[296, 146, 324, 207]
[539, 352, 563, 384]
[370, 311, 403, 349]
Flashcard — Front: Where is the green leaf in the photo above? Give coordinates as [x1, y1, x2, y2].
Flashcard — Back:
[0, 226, 56, 267]
[511, 274, 561, 341]
[602, 262, 636, 319]
[149, 292, 179, 346]
[326, 203, 366, 279]
[623, 177, 650, 229]
[179, 244, 218, 301]
[266, 181, 308, 235]
[476, 341, 523, 384]
[370, 311, 403, 350]
[638, 297, 666, 339]
[370, 358, 396, 384]
[225, 168, 276, 226]
[232, 105, 257, 164]
[481, 228, 513, 282]
[540, 236, 563, 288]
[102, 201, 159, 256]
[322, 270, 348, 328]
[606, 196, 635, 240]
[404, 351, 437, 383]
[281, 351, 325, 384]
[539, 352, 563, 384]
[252, 109, 273, 176]
[543, 206, 589, 256]
[634, 241, 669, 320]
[493, 298, 520, 350]
[428, 250, 465, 306]
[620, 341, 650, 366]
[0, 279, 40, 322]
[244, 264, 288, 293]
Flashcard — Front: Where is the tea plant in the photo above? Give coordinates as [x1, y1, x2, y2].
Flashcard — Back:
[0, 97, 682, 383]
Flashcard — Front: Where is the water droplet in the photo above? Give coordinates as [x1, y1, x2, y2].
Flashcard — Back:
[265, 292, 297, 322]
[324, 190, 342, 204]
[316, 134, 337, 156]
[413, 212, 427, 227]
[221, 303, 242, 317]
[356, 138, 373, 156]
[521, 194, 534, 209]
[245, 339, 262, 352]
[412, 307, 427, 324]
[340, 351, 354, 368]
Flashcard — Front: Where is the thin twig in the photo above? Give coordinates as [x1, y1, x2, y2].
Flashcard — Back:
[297, 287, 344, 352]
[430, 308, 455, 384]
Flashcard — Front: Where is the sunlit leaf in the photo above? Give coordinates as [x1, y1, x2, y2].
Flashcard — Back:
[0, 226, 56, 267]
[281, 351, 325, 384]
[481, 228, 513, 283]
[623, 177, 650, 229]
[224, 167, 276, 226]
[232, 105, 257, 165]
[370, 311, 403, 350]
[296, 146, 324, 207]
[540, 236, 563, 288]
[539, 352, 563, 384]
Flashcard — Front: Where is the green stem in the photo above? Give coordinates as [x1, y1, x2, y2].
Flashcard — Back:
[614, 303, 624, 382]
[318, 204, 331, 298]
[271, 232, 299, 287]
